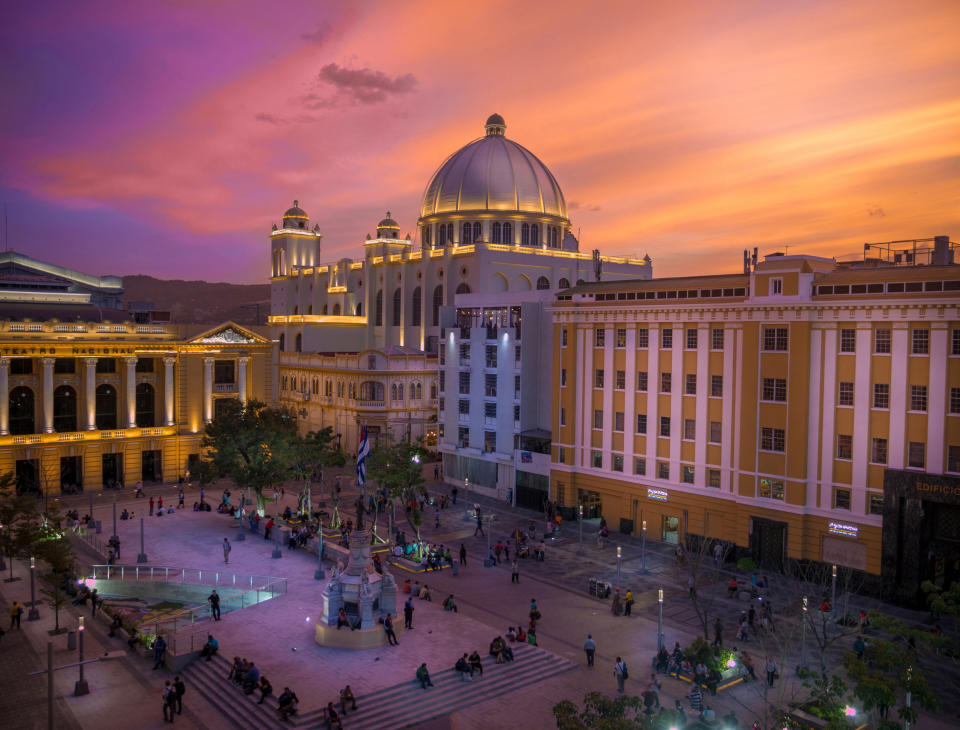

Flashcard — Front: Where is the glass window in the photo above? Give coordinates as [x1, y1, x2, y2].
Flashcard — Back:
[709, 421, 722, 443]
[712, 328, 724, 350]
[708, 469, 721, 488]
[595, 369, 604, 388]
[484, 401, 496, 418]
[839, 328, 856, 353]
[875, 329, 891, 353]
[616, 370, 626, 390]
[685, 374, 696, 395]
[637, 328, 649, 348]
[660, 416, 671, 437]
[612, 454, 624, 472]
[594, 410, 603, 429]
[561, 329, 568, 347]
[96, 358, 116, 373]
[951, 387, 960, 414]
[681, 419, 694, 440]
[661, 329, 673, 349]
[873, 383, 889, 409]
[595, 328, 605, 347]
[760, 427, 785, 452]
[660, 372, 671, 393]
[912, 329, 929, 354]
[869, 494, 884, 514]
[54, 358, 76, 374]
[908, 441, 925, 469]
[592, 451, 602, 468]
[10, 358, 32, 375]
[948, 446, 960, 474]
[835, 489, 851, 510]
[837, 434, 852, 459]
[838, 381, 854, 406]
[682, 466, 695, 484]
[953, 329, 960, 356]
[458, 372, 470, 393]
[637, 371, 648, 392]
[636, 414, 647, 434]
[762, 378, 786, 402]
[559, 407, 565, 426]
[634, 458, 646, 475]
[560, 369, 566, 387]
[759, 478, 784, 500]
[871, 437, 887, 464]
[485, 373, 497, 397]
[711, 375, 723, 397]
[614, 412, 624, 432]
[910, 385, 928, 412]
[657, 462, 670, 480]
[686, 328, 698, 350]
[214, 360, 235, 384]
[763, 328, 788, 351]
[616, 328, 626, 348]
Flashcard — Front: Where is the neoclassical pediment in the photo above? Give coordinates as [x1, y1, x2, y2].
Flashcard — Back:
[187, 322, 271, 345]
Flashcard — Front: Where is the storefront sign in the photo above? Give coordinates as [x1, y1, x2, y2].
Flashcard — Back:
[884, 469, 960, 505]
[520, 451, 532, 463]
[647, 488, 668, 502]
[828, 522, 859, 538]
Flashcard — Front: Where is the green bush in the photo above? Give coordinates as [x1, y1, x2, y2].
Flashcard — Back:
[737, 557, 758, 571]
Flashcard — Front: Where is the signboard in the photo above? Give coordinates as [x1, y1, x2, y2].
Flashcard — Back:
[520, 451, 532, 463]
[827, 522, 859, 538]
[647, 488, 668, 502]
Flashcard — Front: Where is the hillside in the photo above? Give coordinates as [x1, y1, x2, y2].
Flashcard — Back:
[121, 275, 270, 325]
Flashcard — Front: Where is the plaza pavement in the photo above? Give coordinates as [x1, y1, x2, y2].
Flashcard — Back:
[1, 471, 956, 729]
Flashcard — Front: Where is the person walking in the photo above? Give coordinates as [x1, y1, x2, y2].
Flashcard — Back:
[435, 509, 440, 530]
[222, 537, 232, 564]
[404, 597, 415, 630]
[383, 613, 399, 645]
[459, 543, 467, 566]
[434, 464, 439, 480]
[135, 480, 144, 497]
[153, 635, 167, 670]
[178, 489, 185, 508]
[208, 590, 221, 621]
[584, 634, 596, 667]
[161, 681, 174, 723]
[149, 497, 155, 516]
[765, 657, 778, 687]
[511, 559, 519, 584]
[713, 618, 723, 647]
[9, 601, 22, 629]
[474, 513, 484, 537]
[173, 676, 186, 715]
[624, 589, 634, 616]
[614, 656, 628, 693]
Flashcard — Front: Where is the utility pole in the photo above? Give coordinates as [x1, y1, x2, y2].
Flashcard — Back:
[136, 518, 148, 563]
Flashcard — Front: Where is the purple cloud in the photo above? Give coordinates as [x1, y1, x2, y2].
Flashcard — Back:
[318, 63, 417, 104]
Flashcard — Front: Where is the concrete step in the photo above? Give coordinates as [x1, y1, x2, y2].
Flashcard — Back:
[298, 643, 574, 730]
[181, 653, 283, 729]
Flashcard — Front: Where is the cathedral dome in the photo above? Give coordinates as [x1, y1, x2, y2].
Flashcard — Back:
[283, 200, 308, 219]
[419, 115, 568, 222]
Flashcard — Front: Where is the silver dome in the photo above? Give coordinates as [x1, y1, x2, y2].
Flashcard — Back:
[419, 117, 568, 220]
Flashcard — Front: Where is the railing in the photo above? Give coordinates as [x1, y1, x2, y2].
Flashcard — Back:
[214, 383, 236, 393]
[2, 425, 177, 448]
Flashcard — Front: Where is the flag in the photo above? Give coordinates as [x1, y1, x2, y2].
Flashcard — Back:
[356, 426, 370, 486]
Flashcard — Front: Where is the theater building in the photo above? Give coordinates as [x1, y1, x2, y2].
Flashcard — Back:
[551, 238, 959, 599]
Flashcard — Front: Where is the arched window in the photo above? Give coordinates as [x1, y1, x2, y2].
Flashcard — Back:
[325, 380, 333, 396]
[135, 383, 155, 427]
[411, 286, 422, 326]
[375, 289, 383, 326]
[492, 222, 501, 243]
[576, 279, 585, 285]
[391, 384, 397, 402]
[432, 285, 443, 327]
[312, 378, 318, 394]
[279, 333, 285, 352]
[295, 333, 302, 352]
[95, 384, 116, 431]
[456, 282, 471, 294]
[415, 382, 422, 400]
[502, 222, 512, 243]
[472, 222, 482, 242]
[392, 288, 402, 326]
[397, 383, 404, 401]
[423, 226, 432, 248]
[9, 386, 35, 435]
[536, 276, 550, 290]
[558, 277, 570, 289]
[322, 304, 328, 315]
[53, 385, 77, 432]
[521, 223, 530, 245]
[356, 302, 362, 316]
[332, 303, 341, 316]
[530, 224, 539, 245]
[358, 381, 385, 402]
[430, 381, 437, 400]
[462, 222, 472, 244]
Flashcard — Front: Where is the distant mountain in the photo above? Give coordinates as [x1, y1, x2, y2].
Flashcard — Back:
[121, 275, 270, 325]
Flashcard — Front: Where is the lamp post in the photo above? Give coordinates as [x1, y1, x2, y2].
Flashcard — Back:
[640, 520, 649, 574]
[798, 595, 808, 674]
[462, 478, 470, 521]
[111, 499, 118, 542]
[136, 518, 148, 563]
[616, 545, 622, 578]
[73, 616, 89, 696]
[905, 665, 913, 730]
[577, 504, 584, 555]
[831, 564, 838, 623]
[315, 518, 325, 580]
[657, 588, 664, 650]
[28, 557, 40, 620]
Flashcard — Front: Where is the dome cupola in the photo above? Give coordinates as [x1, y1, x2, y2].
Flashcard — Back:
[484, 113, 506, 136]
[376, 211, 400, 239]
[282, 200, 309, 230]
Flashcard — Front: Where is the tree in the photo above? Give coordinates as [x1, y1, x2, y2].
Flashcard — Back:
[199, 399, 300, 515]
[35, 507, 75, 635]
[0, 472, 40, 582]
[674, 534, 719, 640]
[367, 438, 427, 551]
[553, 692, 684, 729]
[290, 427, 345, 518]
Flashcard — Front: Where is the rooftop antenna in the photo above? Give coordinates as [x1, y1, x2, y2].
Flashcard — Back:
[592, 249, 602, 282]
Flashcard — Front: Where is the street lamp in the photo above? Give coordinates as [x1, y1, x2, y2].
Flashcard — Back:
[798, 595, 808, 674]
[831, 565, 838, 623]
[657, 588, 664, 650]
[616, 545, 622, 578]
[577, 504, 584, 555]
[136, 517, 148, 563]
[639, 520, 649, 574]
[462, 478, 470, 521]
[28, 557, 40, 620]
[314, 517, 325, 580]
[74, 616, 89, 696]
[905, 665, 913, 730]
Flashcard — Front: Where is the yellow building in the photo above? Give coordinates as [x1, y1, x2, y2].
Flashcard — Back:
[0, 252, 275, 496]
[551, 238, 960, 601]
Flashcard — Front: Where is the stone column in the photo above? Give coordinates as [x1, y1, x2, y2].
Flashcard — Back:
[203, 357, 214, 423]
[41, 357, 55, 433]
[125, 357, 137, 428]
[84, 357, 97, 430]
[0, 357, 8, 435]
[163, 357, 176, 426]
[237, 357, 249, 407]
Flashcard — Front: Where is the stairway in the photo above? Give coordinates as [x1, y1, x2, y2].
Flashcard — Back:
[295, 642, 575, 730]
[180, 652, 286, 729]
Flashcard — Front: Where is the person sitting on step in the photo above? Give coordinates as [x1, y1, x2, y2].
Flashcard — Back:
[339, 685, 357, 715]
[278, 687, 299, 721]
[455, 653, 473, 681]
[442, 594, 458, 613]
[468, 651, 484, 677]
[323, 701, 342, 729]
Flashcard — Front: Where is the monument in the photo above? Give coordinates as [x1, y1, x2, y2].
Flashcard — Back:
[316, 529, 399, 649]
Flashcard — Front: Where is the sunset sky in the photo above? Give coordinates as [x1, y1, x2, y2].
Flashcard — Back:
[2, 0, 958, 283]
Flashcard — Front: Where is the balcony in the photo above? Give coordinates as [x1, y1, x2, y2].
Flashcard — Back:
[458, 413, 470, 425]
[355, 400, 385, 410]
[3, 426, 177, 448]
[214, 383, 236, 393]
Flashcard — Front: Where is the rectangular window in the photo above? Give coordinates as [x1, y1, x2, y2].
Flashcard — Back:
[458, 399, 469, 414]
[616, 328, 626, 348]
[612, 454, 624, 472]
[759, 478, 784, 500]
[708, 469, 721, 488]
[682, 465, 695, 484]
[760, 427, 785, 452]
[10, 358, 32, 375]
[951, 387, 960, 414]
[953, 329, 960, 356]
[875, 328, 891, 353]
[561, 328, 568, 347]
[908, 441, 925, 469]
[593, 410, 603, 429]
[484, 401, 497, 418]
[762, 378, 787, 402]
[660, 416, 671, 437]
[871, 437, 887, 464]
[661, 328, 673, 349]
[711, 375, 723, 397]
[637, 371, 648, 392]
[763, 327, 788, 351]
[685, 373, 697, 395]
[910, 385, 928, 412]
[837, 434, 852, 459]
[96, 357, 116, 374]
[709, 421, 722, 443]
[616, 370, 626, 390]
[634, 458, 646, 475]
[54, 358, 76, 374]
[683, 419, 696, 440]
[514, 405, 520, 422]
[558, 447, 565, 464]
[560, 369, 567, 387]
[560, 408, 566, 426]
[458, 372, 470, 394]
[771, 278, 783, 295]
[485, 345, 497, 368]
[592, 451, 603, 468]
[712, 328, 724, 350]
[484, 373, 497, 397]
[948, 446, 960, 474]
[835, 488, 851, 510]
[869, 494, 884, 515]
[636, 414, 647, 434]
[838, 381, 854, 406]
[614, 412, 624, 432]
[686, 328, 698, 350]
[458, 427, 469, 447]
[460, 344, 470, 362]
[439, 371, 446, 392]
[657, 461, 670, 480]
[595, 328, 605, 347]
[660, 372, 671, 393]
[839, 328, 856, 353]
[595, 369, 604, 388]
[515, 345, 521, 362]
[439, 397, 445, 412]
[873, 383, 889, 409]
[637, 328, 649, 349]
[912, 329, 929, 354]
[515, 375, 521, 397]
